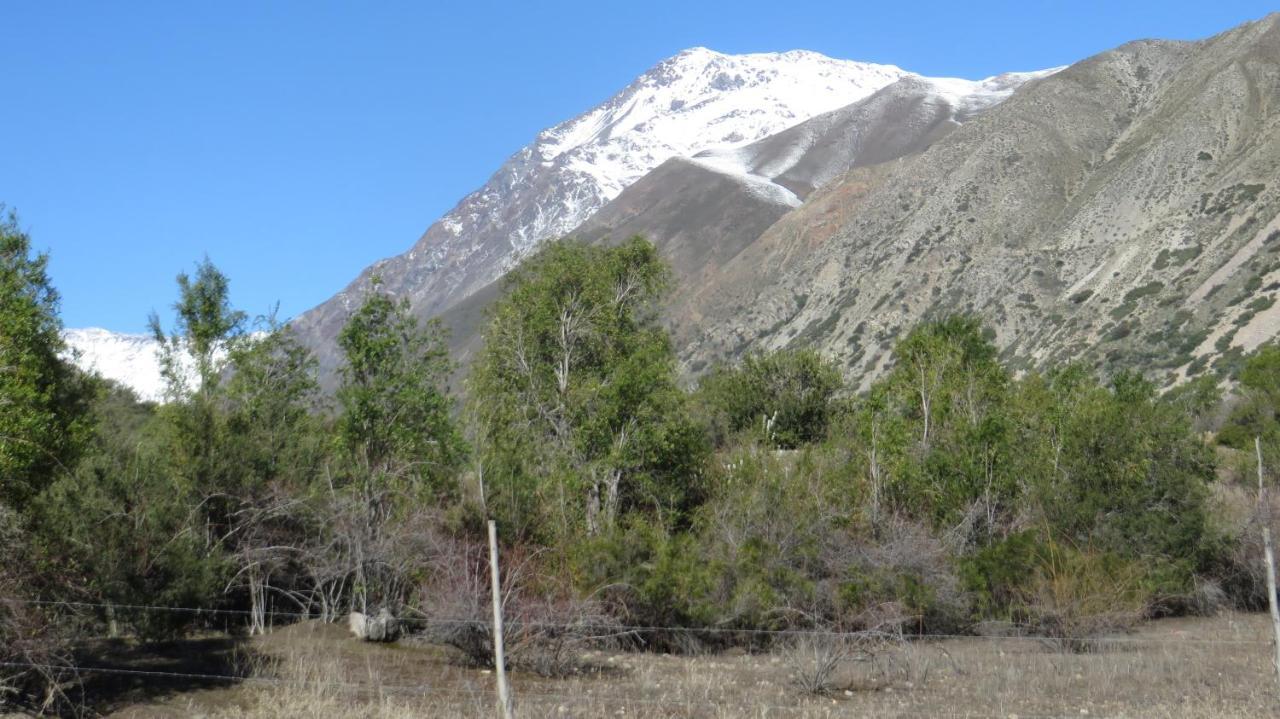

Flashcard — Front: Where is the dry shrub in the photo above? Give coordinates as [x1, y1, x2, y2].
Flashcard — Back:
[0, 507, 76, 715]
[0, 598, 76, 714]
[210, 645, 431, 719]
[1208, 479, 1280, 610]
[821, 515, 966, 633]
[417, 536, 621, 676]
[788, 629, 915, 696]
[789, 634, 848, 695]
[1021, 545, 1149, 652]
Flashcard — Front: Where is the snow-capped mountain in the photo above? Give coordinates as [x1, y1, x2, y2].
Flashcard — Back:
[526, 48, 908, 223]
[686, 68, 1062, 202]
[80, 47, 1054, 395]
[62, 328, 169, 403]
[62, 328, 259, 403]
[289, 47, 913, 379]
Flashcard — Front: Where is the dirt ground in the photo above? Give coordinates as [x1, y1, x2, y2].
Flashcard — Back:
[89, 612, 1280, 719]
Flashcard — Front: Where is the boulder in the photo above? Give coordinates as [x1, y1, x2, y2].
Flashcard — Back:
[347, 607, 401, 642]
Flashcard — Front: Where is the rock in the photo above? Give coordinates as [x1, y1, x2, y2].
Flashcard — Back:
[347, 611, 367, 639]
[346, 608, 401, 642]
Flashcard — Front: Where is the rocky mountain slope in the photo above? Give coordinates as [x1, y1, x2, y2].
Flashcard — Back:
[671, 15, 1280, 387]
[73, 16, 1280, 399]
[565, 70, 1055, 346]
[290, 48, 912, 381]
[401, 64, 1058, 376]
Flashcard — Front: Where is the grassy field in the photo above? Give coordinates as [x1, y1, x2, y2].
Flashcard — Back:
[82, 612, 1280, 719]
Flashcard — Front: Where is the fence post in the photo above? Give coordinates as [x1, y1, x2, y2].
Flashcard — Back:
[1256, 437, 1280, 692]
[488, 520, 514, 719]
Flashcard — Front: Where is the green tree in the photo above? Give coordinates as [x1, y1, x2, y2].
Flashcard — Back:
[148, 258, 248, 546]
[37, 382, 225, 637]
[218, 317, 326, 632]
[1218, 344, 1280, 463]
[323, 289, 466, 613]
[879, 317, 1014, 531]
[887, 315, 1000, 448]
[0, 208, 92, 512]
[1035, 371, 1214, 567]
[838, 384, 912, 525]
[222, 314, 324, 498]
[469, 237, 705, 541]
[335, 288, 465, 500]
[149, 256, 247, 400]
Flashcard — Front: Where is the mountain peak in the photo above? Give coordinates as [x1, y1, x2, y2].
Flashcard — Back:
[286, 47, 919, 384]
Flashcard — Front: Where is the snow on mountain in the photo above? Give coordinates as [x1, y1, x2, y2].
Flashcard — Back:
[62, 328, 169, 402]
[290, 48, 914, 379]
[529, 48, 907, 217]
[687, 67, 1064, 200]
[916, 68, 1065, 115]
[61, 327, 223, 403]
[63, 52, 1064, 399]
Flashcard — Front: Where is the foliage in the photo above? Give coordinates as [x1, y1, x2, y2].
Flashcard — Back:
[149, 256, 247, 399]
[36, 382, 228, 637]
[1019, 542, 1150, 652]
[958, 530, 1046, 617]
[1, 503, 76, 712]
[468, 237, 706, 542]
[221, 315, 326, 497]
[1218, 343, 1280, 461]
[1028, 370, 1214, 575]
[696, 348, 843, 449]
[0, 209, 93, 511]
[576, 444, 965, 640]
[335, 289, 465, 501]
[872, 316, 1014, 531]
[0, 204, 1257, 671]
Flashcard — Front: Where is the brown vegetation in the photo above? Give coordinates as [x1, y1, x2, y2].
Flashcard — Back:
[94, 613, 1279, 718]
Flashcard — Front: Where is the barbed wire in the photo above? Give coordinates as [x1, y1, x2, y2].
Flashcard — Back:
[2, 596, 1271, 646]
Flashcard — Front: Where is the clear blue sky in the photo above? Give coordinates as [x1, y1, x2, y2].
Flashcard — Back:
[3, 1, 1275, 333]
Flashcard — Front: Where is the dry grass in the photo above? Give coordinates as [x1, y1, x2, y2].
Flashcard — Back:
[101, 613, 1280, 719]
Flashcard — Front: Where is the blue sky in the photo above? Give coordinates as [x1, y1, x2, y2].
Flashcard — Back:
[3, 1, 1276, 333]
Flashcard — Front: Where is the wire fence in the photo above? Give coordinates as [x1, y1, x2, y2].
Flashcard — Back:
[1, 596, 1272, 645]
[3, 596, 1277, 718]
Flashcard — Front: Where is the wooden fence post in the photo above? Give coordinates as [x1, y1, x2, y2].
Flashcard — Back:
[488, 520, 514, 719]
[1255, 437, 1280, 691]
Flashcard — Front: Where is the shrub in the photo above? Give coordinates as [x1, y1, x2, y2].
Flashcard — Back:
[1019, 544, 1150, 652]
[0, 506, 75, 713]
[959, 530, 1044, 617]
[420, 535, 619, 675]
[696, 349, 843, 449]
[1123, 281, 1164, 303]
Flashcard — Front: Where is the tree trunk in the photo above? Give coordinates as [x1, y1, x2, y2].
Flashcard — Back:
[585, 478, 600, 537]
[603, 467, 622, 530]
[868, 420, 882, 527]
[247, 565, 267, 636]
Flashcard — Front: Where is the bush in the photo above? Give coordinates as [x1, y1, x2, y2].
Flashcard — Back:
[0, 506, 75, 713]
[575, 446, 967, 642]
[696, 349, 843, 449]
[1019, 545, 1150, 652]
[827, 516, 967, 633]
[959, 530, 1045, 618]
[420, 535, 619, 675]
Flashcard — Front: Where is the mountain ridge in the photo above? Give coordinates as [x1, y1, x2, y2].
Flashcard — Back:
[287, 47, 932, 385]
[669, 15, 1280, 386]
